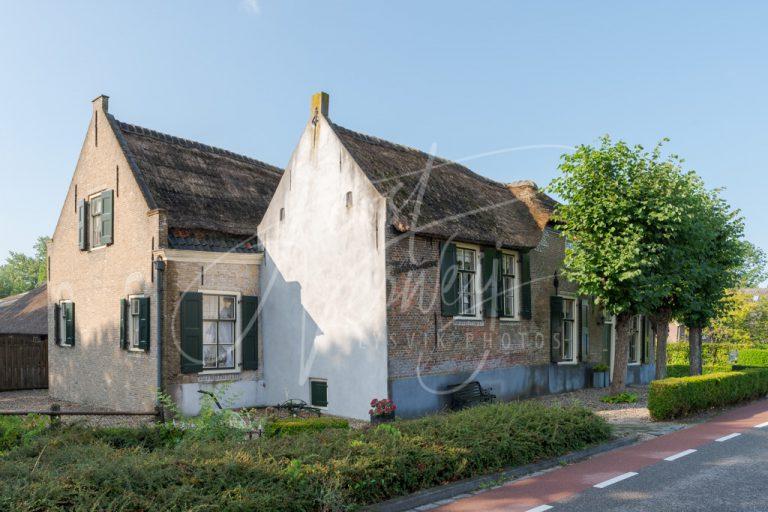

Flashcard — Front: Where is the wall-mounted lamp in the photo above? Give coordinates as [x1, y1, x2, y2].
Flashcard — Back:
[553, 270, 560, 295]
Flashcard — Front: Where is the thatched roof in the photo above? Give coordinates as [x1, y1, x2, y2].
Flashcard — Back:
[109, 117, 282, 238]
[332, 123, 554, 249]
[0, 284, 47, 336]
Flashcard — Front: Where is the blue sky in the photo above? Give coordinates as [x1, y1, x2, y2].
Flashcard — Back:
[0, 1, 766, 259]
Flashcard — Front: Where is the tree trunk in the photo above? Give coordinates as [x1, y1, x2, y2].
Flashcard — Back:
[610, 312, 633, 393]
[650, 309, 672, 380]
[689, 326, 703, 376]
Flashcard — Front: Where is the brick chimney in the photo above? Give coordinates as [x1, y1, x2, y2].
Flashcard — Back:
[92, 94, 109, 114]
[311, 91, 329, 118]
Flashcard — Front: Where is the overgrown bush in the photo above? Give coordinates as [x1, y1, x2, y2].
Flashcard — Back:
[600, 392, 638, 404]
[736, 349, 768, 368]
[265, 417, 349, 438]
[0, 415, 47, 453]
[0, 402, 610, 511]
[648, 368, 768, 420]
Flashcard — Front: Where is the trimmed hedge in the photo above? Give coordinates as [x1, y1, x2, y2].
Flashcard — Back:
[264, 417, 349, 437]
[648, 368, 768, 420]
[737, 349, 768, 368]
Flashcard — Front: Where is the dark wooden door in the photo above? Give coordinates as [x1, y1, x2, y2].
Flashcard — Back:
[0, 335, 48, 391]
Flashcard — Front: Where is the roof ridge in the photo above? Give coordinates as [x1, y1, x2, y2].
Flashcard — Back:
[330, 122, 509, 190]
[115, 119, 283, 176]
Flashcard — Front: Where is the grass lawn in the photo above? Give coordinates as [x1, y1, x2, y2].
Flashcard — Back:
[0, 401, 610, 511]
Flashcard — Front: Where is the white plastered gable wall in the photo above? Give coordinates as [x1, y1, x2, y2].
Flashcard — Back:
[258, 110, 389, 420]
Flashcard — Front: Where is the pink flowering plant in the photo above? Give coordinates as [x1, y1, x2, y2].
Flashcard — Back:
[368, 398, 396, 417]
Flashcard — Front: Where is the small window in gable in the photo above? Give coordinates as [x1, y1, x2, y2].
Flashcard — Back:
[345, 191, 353, 208]
[279, 208, 285, 221]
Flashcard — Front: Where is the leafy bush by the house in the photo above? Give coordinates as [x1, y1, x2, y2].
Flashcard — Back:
[666, 342, 762, 366]
[665, 364, 732, 378]
[0, 402, 610, 511]
[600, 392, 638, 404]
[736, 349, 768, 368]
[264, 417, 349, 437]
[92, 425, 184, 450]
[648, 368, 768, 420]
[0, 415, 47, 453]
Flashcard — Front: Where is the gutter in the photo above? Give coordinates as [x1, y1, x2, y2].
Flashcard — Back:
[154, 258, 166, 409]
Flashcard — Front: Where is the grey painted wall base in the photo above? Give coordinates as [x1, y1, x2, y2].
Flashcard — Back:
[390, 363, 656, 418]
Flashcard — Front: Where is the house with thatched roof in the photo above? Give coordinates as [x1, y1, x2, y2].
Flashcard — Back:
[0, 284, 48, 391]
[47, 96, 280, 414]
[258, 93, 654, 419]
[46, 93, 653, 419]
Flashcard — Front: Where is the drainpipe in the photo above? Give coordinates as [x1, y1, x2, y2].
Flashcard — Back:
[154, 258, 166, 410]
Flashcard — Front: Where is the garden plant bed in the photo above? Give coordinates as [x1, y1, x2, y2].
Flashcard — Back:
[0, 401, 610, 511]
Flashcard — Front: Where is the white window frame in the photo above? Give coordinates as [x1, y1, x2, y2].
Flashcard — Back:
[628, 315, 642, 365]
[127, 295, 146, 352]
[58, 300, 73, 347]
[88, 192, 106, 250]
[558, 294, 578, 365]
[454, 243, 482, 320]
[198, 289, 242, 375]
[499, 250, 521, 321]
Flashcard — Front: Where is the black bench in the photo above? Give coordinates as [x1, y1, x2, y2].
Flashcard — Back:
[446, 381, 496, 409]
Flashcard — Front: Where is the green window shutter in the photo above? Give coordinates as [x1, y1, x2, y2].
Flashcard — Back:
[481, 248, 499, 318]
[580, 299, 590, 361]
[65, 302, 75, 346]
[310, 380, 328, 407]
[138, 297, 150, 351]
[54, 303, 61, 345]
[439, 242, 459, 316]
[180, 292, 203, 374]
[120, 299, 128, 350]
[520, 251, 533, 319]
[77, 199, 88, 250]
[550, 296, 564, 363]
[101, 190, 113, 245]
[241, 295, 259, 370]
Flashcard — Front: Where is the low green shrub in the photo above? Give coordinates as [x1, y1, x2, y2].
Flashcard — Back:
[648, 368, 768, 420]
[0, 415, 47, 453]
[600, 392, 638, 404]
[0, 402, 610, 511]
[592, 363, 609, 372]
[264, 417, 349, 438]
[737, 349, 768, 368]
[92, 424, 184, 450]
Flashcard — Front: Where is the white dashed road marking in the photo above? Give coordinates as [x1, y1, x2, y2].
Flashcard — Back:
[715, 433, 741, 442]
[664, 449, 697, 461]
[754, 421, 768, 429]
[594, 472, 638, 489]
[526, 505, 554, 512]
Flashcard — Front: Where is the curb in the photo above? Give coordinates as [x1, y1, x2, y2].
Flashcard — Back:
[368, 435, 640, 512]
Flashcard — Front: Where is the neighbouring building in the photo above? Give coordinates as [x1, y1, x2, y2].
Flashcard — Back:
[47, 93, 654, 420]
[0, 284, 48, 391]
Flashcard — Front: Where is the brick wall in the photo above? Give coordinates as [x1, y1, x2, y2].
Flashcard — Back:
[385, 226, 604, 382]
[47, 99, 160, 412]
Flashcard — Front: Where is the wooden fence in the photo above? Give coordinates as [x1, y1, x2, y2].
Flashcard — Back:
[0, 334, 48, 391]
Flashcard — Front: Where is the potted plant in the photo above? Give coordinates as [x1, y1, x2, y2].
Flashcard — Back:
[369, 398, 396, 424]
[592, 364, 609, 388]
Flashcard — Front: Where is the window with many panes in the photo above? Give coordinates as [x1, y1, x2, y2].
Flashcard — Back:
[456, 247, 478, 316]
[501, 252, 518, 317]
[90, 194, 104, 248]
[129, 297, 141, 349]
[561, 298, 576, 361]
[202, 294, 237, 370]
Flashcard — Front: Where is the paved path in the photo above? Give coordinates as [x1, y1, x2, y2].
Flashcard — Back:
[436, 399, 768, 512]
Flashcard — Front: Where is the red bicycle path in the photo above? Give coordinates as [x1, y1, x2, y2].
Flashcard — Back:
[437, 398, 768, 512]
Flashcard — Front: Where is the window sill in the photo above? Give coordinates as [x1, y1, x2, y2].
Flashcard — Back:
[499, 316, 521, 322]
[628, 362, 641, 366]
[128, 348, 147, 354]
[88, 245, 107, 253]
[557, 360, 579, 366]
[200, 369, 241, 376]
[58, 343, 74, 348]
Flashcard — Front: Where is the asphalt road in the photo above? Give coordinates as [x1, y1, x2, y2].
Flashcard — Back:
[557, 428, 768, 511]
